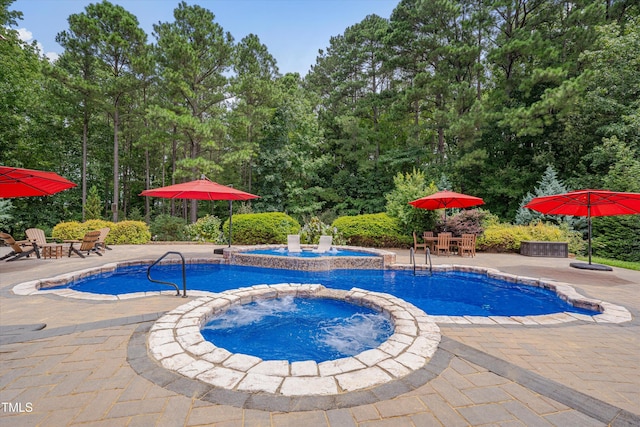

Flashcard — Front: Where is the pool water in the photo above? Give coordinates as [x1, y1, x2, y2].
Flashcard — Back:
[242, 248, 377, 257]
[201, 296, 393, 362]
[51, 263, 597, 317]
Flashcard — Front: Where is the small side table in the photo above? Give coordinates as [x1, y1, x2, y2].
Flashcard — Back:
[43, 245, 63, 259]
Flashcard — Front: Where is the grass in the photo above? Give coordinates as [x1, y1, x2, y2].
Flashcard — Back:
[575, 256, 640, 271]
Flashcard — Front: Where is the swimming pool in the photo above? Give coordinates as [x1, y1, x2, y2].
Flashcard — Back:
[46, 263, 596, 317]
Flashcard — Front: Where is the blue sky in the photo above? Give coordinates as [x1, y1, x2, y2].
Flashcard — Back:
[11, 0, 398, 75]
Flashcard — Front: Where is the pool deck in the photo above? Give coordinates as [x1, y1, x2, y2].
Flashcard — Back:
[1, 243, 638, 426]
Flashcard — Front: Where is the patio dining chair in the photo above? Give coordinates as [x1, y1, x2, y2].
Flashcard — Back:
[459, 234, 477, 257]
[413, 232, 427, 255]
[434, 233, 451, 256]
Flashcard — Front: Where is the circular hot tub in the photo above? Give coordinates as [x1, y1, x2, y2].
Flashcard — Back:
[148, 284, 441, 396]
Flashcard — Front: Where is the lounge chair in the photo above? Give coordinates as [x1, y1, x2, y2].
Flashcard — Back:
[313, 235, 333, 253]
[0, 232, 40, 261]
[434, 232, 451, 256]
[287, 234, 302, 253]
[96, 227, 112, 251]
[25, 228, 65, 259]
[459, 234, 476, 257]
[66, 230, 102, 258]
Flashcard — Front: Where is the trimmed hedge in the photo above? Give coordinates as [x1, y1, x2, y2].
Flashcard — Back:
[52, 220, 151, 244]
[222, 212, 300, 244]
[332, 213, 408, 247]
[476, 222, 583, 253]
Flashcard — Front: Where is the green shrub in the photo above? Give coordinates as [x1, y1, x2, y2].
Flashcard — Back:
[300, 216, 346, 245]
[476, 222, 583, 253]
[52, 221, 84, 240]
[187, 215, 224, 243]
[332, 213, 408, 247]
[222, 212, 300, 245]
[150, 214, 188, 241]
[109, 221, 151, 244]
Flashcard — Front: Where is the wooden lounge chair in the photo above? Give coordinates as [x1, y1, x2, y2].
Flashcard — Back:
[413, 232, 427, 255]
[66, 230, 102, 258]
[287, 234, 302, 253]
[459, 233, 476, 257]
[96, 227, 112, 252]
[435, 233, 451, 256]
[313, 235, 333, 253]
[0, 232, 40, 261]
[25, 228, 65, 259]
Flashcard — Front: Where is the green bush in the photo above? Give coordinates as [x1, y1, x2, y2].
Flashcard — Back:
[222, 212, 300, 245]
[109, 221, 151, 244]
[187, 215, 224, 243]
[52, 219, 113, 240]
[52, 219, 149, 244]
[150, 214, 188, 241]
[476, 222, 583, 253]
[332, 213, 408, 247]
[300, 216, 346, 245]
[52, 221, 84, 240]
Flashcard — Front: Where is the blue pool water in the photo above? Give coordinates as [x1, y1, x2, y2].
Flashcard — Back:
[242, 248, 376, 257]
[201, 296, 393, 362]
[50, 263, 596, 317]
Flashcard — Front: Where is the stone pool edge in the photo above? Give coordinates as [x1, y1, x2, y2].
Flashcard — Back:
[11, 259, 632, 325]
[147, 284, 440, 397]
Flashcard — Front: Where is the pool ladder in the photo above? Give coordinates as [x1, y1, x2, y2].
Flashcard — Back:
[147, 251, 187, 297]
[409, 247, 433, 276]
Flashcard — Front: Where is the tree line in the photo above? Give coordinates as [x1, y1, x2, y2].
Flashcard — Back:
[1, 0, 638, 234]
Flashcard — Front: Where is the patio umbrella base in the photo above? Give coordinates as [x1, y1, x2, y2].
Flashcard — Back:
[570, 262, 613, 271]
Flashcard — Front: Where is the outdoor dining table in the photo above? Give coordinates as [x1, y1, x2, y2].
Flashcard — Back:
[422, 234, 463, 254]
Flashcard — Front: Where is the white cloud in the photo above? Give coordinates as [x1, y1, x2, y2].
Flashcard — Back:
[16, 27, 59, 62]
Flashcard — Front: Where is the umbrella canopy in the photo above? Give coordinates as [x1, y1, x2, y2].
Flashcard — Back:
[140, 177, 259, 247]
[409, 190, 485, 210]
[524, 189, 640, 270]
[139, 178, 259, 201]
[0, 166, 77, 198]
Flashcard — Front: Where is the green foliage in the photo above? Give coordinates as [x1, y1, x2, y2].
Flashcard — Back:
[85, 186, 103, 220]
[299, 216, 345, 245]
[52, 219, 149, 244]
[186, 215, 223, 243]
[332, 213, 407, 247]
[515, 165, 578, 228]
[477, 222, 584, 254]
[150, 214, 187, 241]
[109, 221, 151, 244]
[0, 199, 13, 230]
[385, 170, 438, 236]
[52, 221, 84, 240]
[52, 219, 112, 240]
[438, 209, 486, 236]
[222, 212, 300, 244]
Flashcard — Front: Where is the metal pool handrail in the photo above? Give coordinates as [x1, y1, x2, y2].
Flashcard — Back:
[147, 251, 187, 297]
[410, 247, 433, 276]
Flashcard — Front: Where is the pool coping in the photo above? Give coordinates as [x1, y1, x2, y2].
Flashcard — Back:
[11, 259, 632, 326]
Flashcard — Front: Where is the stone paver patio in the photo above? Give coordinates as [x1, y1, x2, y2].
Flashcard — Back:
[1, 243, 638, 426]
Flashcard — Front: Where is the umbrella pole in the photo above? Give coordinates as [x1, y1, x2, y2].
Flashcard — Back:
[228, 200, 233, 247]
[587, 194, 592, 265]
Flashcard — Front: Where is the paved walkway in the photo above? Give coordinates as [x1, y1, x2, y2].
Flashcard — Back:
[1, 244, 638, 426]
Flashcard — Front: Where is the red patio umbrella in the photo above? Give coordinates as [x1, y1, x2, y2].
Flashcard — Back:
[409, 190, 485, 210]
[525, 189, 640, 270]
[140, 177, 259, 247]
[409, 190, 485, 230]
[0, 166, 76, 198]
